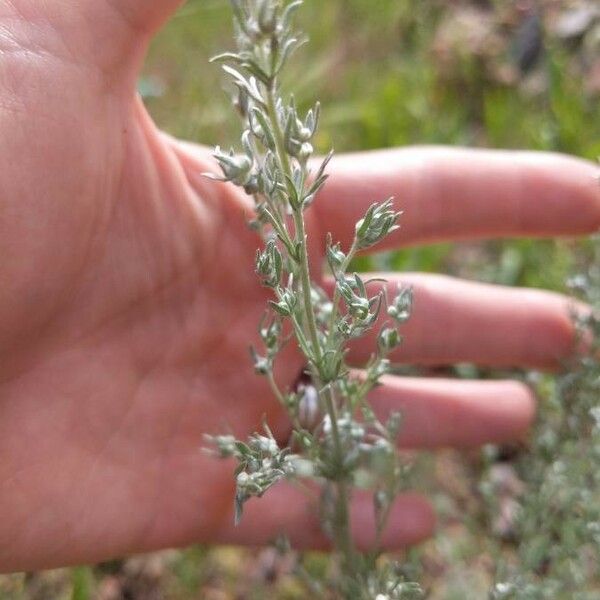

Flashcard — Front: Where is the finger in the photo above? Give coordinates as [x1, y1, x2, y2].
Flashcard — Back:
[369, 375, 535, 449]
[312, 147, 600, 250]
[324, 273, 585, 369]
[215, 484, 435, 551]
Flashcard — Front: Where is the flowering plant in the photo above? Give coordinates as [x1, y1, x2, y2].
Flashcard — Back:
[206, 1, 419, 597]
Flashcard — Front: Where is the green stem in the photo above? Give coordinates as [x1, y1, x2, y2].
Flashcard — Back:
[292, 210, 323, 361]
[265, 83, 356, 579]
[267, 370, 286, 406]
[265, 85, 323, 370]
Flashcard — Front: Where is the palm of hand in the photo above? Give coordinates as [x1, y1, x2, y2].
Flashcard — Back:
[0, 2, 312, 569]
[1, 0, 599, 573]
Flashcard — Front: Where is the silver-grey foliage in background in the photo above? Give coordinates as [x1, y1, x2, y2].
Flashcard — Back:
[489, 237, 600, 600]
[204, 1, 418, 597]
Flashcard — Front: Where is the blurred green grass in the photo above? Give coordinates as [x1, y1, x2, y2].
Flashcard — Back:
[2, 1, 600, 598]
[144, 0, 600, 293]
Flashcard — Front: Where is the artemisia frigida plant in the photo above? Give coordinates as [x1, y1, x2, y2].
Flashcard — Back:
[205, 1, 420, 597]
[490, 236, 600, 599]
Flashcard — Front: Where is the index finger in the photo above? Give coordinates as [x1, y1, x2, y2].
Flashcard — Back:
[311, 147, 600, 250]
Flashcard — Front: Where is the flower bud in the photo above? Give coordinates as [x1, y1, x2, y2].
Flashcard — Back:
[387, 287, 413, 323]
[299, 142, 313, 160]
[213, 147, 254, 187]
[355, 199, 401, 249]
[378, 327, 401, 353]
[297, 383, 320, 430]
[255, 241, 282, 288]
[299, 127, 312, 141]
[327, 246, 345, 270]
[236, 471, 250, 487]
[258, 1, 277, 34]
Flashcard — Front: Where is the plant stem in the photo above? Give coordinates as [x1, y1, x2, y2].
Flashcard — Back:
[265, 83, 357, 581]
[267, 370, 286, 405]
[265, 85, 322, 366]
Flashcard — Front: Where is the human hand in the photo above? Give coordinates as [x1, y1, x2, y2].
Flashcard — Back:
[0, 0, 598, 572]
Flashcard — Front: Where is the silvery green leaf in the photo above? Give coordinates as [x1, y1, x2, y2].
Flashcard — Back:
[210, 51, 244, 64]
[292, 165, 304, 189]
[374, 489, 389, 518]
[283, 112, 301, 156]
[355, 198, 401, 249]
[337, 277, 356, 305]
[259, 312, 282, 350]
[370, 358, 391, 381]
[336, 316, 352, 338]
[241, 59, 272, 86]
[320, 350, 344, 383]
[306, 174, 327, 200]
[290, 458, 314, 478]
[342, 446, 361, 470]
[303, 193, 315, 207]
[269, 300, 292, 317]
[349, 299, 370, 320]
[249, 433, 278, 456]
[280, 0, 303, 33]
[316, 149, 334, 178]
[223, 65, 266, 105]
[271, 242, 282, 280]
[257, 0, 277, 34]
[353, 273, 366, 297]
[352, 292, 382, 332]
[306, 150, 333, 198]
[355, 203, 376, 239]
[292, 240, 303, 262]
[201, 172, 228, 183]
[292, 429, 314, 451]
[250, 107, 277, 151]
[207, 434, 238, 458]
[256, 240, 283, 287]
[275, 36, 308, 74]
[326, 234, 346, 273]
[250, 346, 270, 375]
[243, 175, 260, 195]
[233, 22, 252, 51]
[247, 75, 266, 103]
[361, 403, 377, 424]
[241, 129, 254, 158]
[386, 411, 402, 440]
[234, 498, 243, 526]
[234, 440, 252, 456]
[284, 175, 302, 210]
[233, 86, 250, 117]
[230, 0, 250, 34]
[222, 64, 249, 87]
[307, 101, 321, 135]
[212, 146, 254, 186]
[304, 110, 314, 135]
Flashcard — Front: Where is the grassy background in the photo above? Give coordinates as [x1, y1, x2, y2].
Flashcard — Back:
[2, 0, 599, 598]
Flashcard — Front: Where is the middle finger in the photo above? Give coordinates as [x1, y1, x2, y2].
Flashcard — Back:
[324, 272, 583, 369]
